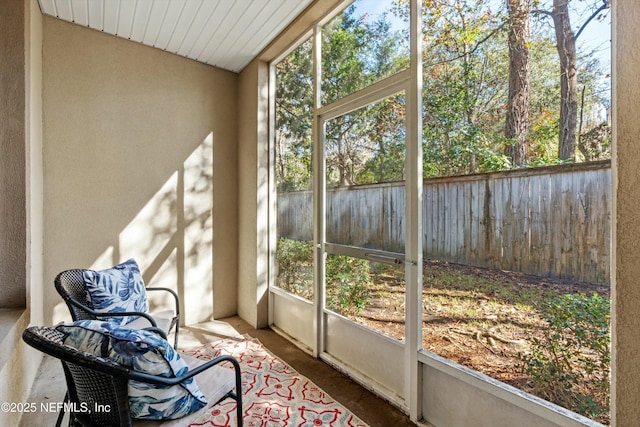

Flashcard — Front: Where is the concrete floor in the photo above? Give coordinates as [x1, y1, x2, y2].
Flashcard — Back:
[20, 316, 417, 426]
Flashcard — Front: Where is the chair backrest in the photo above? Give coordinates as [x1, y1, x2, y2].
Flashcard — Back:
[55, 269, 95, 321]
[22, 326, 133, 426]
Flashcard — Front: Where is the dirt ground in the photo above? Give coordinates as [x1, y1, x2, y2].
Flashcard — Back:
[350, 259, 610, 393]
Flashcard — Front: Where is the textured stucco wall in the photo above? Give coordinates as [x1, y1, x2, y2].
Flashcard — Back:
[612, 1, 640, 425]
[41, 17, 238, 325]
[234, 0, 346, 330]
[0, 0, 27, 309]
[237, 59, 270, 328]
[0, 2, 44, 426]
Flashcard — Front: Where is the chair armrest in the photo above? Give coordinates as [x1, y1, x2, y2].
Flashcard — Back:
[145, 287, 180, 316]
[141, 327, 168, 340]
[65, 298, 158, 327]
[128, 355, 243, 425]
[128, 355, 241, 386]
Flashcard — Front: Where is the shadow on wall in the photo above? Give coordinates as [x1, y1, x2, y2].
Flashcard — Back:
[53, 133, 214, 326]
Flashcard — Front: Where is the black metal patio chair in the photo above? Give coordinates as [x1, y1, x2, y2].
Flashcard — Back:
[55, 268, 181, 348]
[22, 326, 243, 427]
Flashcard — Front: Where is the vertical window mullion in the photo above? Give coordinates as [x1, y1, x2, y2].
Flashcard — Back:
[312, 22, 325, 358]
[405, 0, 424, 421]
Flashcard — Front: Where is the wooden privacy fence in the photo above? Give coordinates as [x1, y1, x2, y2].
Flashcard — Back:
[277, 160, 611, 285]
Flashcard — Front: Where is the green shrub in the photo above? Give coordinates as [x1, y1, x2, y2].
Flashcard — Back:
[519, 293, 610, 423]
[275, 238, 314, 299]
[326, 254, 371, 314]
[275, 238, 371, 313]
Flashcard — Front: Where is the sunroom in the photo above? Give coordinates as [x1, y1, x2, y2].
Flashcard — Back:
[1, 0, 637, 426]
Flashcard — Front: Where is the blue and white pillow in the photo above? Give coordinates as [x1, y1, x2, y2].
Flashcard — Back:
[57, 320, 206, 420]
[82, 259, 149, 326]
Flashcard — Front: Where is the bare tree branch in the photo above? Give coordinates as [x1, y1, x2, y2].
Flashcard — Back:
[424, 22, 507, 67]
[575, 2, 610, 40]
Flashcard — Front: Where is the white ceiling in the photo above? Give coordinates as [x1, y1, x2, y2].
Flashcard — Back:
[37, 0, 313, 73]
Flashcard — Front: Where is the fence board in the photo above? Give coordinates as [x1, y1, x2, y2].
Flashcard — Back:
[277, 161, 611, 285]
[528, 175, 542, 273]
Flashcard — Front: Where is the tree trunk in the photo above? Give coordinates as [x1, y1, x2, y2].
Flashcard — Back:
[552, 0, 578, 161]
[505, 0, 531, 166]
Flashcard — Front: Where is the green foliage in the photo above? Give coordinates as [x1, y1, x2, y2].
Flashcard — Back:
[578, 123, 611, 161]
[275, 238, 314, 299]
[277, 152, 312, 192]
[275, 39, 313, 192]
[326, 254, 372, 314]
[356, 94, 407, 185]
[322, 5, 408, 104]
[277, 4, 409, 190]
[275, 238, 372, 313]
[419, 0, 512, 176]
[322, 6, 408, 187]
[527, 37, 562, 164]
[276, 0, 610, 189]
[519, 293, 610, 422]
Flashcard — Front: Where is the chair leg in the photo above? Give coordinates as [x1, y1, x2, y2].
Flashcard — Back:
[56, 392, 68, 427]
[236, 396, 243, 427]
[173, 319, 180, 349]
[232, 360, 242, 427]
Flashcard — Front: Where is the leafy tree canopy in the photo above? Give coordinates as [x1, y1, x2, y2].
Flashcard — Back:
[275, 0, 610, 191]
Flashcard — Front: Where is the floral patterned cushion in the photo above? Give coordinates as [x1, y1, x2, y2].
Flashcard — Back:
[56, 320, 206, 420]
[82, 259, 149, 326]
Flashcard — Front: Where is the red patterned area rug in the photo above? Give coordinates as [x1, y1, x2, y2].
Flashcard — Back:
[182, 337, 369, 427]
